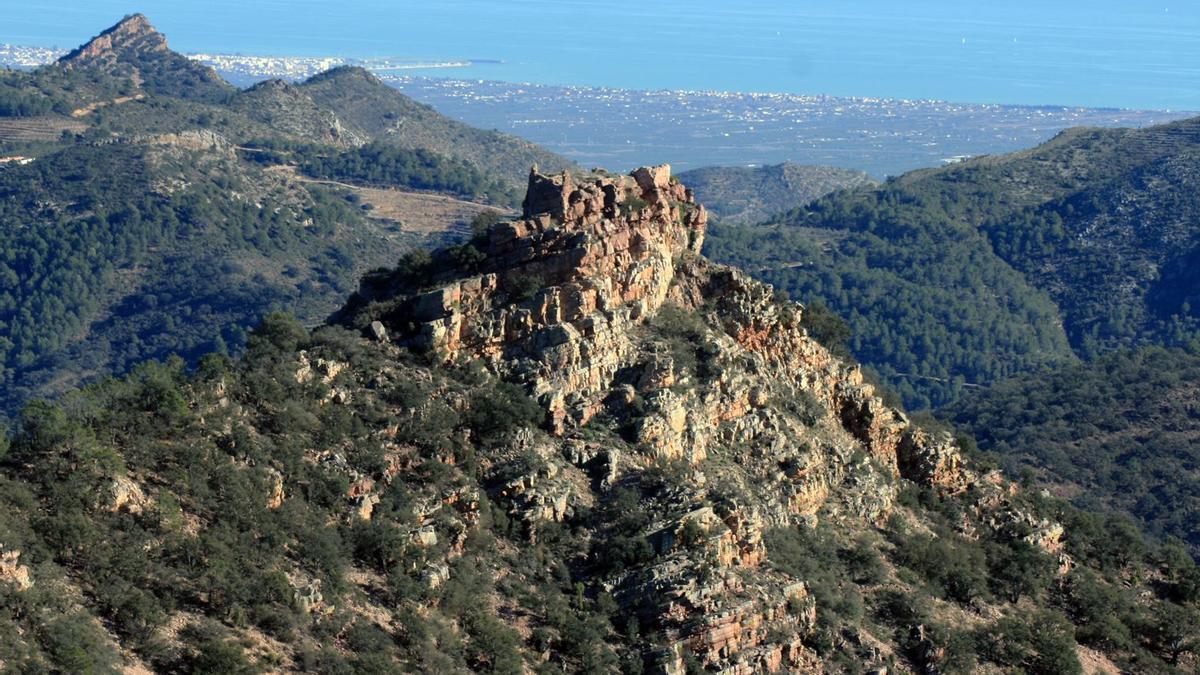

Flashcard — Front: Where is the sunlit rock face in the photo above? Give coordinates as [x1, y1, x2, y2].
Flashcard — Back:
[339, 164, 1025, 673]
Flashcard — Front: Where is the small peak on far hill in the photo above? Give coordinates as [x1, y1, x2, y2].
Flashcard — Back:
[679, 161, 874, 225]
[59, 14, 167, 64]
[56, 14, 233, 103]
[302, 65, 380, 86]
[300, 65, 576, 188]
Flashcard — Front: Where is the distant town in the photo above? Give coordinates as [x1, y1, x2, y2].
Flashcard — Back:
[0, 43, 62, 68]
[383, 77, 1190, 176]
[1, 44, 475, 83]
[2, 44, 1191, 176]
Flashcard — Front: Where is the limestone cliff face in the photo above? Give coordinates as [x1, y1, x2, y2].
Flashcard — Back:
[341, 166, 1040, 673]
[347, 165, 957, 486]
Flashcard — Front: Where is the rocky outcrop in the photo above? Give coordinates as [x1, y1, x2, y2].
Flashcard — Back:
[146, 129, 233, 153]
[60, 14, 168, 64]
[265, 468, 285, 510]
[898, 428, 968, 493]
[342, 165, 1030, 672]
[107, 475, 151, 514]
[347, 164, 706, 433]
[293, 578, 324, 614]
[57, 14, 232, 102]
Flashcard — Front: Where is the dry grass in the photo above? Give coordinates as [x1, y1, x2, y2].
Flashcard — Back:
[267, 165, 511, 236]
[353, 185, 503, 236]
[71, 94, 147, 117]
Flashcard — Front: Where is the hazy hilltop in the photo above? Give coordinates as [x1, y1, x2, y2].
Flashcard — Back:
[0, 14, 573, 414]
[679, 162, 874, 225]
[57, 13, 235, 103]
[707, 116, 1200, 409]
[0, 15, 574, 187]
[299, 66, 574, 185]
[1, 163, 1195, 674]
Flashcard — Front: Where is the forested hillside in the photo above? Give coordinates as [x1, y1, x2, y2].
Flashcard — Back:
[0, 165, 1196, 674]
[942, 346, 1200, 557]
[707, 117, 1200, 408]
[704, 218, 1076, 409]
[0, 14, 571, 415]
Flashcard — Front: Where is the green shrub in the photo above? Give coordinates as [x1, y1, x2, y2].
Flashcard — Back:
[974, 611, 1082, 675]
[466, 382, 543, 444]
[39, 613, 122, 674]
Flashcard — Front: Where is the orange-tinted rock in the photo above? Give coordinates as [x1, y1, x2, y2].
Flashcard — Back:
[60, 14, 168, 64]
[361, 166, 706, 434]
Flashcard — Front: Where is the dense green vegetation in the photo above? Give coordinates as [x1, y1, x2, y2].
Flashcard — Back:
[284, 141, 519, 205]
[707, 119, 1200, 408]
[0, 316, 644, 672]
[942, 346, 1200, 557]
[705, 217, 1076, 409]
[0, 74, 69, 117]
[306, 143, 518, 205]
[761, 473, 1200, 674]
[0, 136, 413, 416]
[0, 63, 126, 119]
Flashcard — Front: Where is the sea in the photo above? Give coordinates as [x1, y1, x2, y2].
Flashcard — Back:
[4, 0, 1200, 112]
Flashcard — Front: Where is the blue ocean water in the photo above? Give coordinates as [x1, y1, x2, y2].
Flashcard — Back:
[4, 0, 1199, 110]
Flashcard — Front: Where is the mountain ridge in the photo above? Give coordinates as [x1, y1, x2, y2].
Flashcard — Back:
[0, 163, 1194, 673]
[60, 14, 167, 63]
[58, 13, 235, 103]
[706, 113, 1200, 408]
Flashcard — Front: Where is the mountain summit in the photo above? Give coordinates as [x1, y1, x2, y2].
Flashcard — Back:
[57, 13, 233, 102]
[59, 14, 167, 63]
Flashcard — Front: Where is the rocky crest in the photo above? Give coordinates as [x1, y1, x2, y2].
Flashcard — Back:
[337, 165, 1043, 672]
[60, 14, 169, 65]
[345, 164, 706, 432]
[345, 165, 964, 488]
[57, 14, 231, 102]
